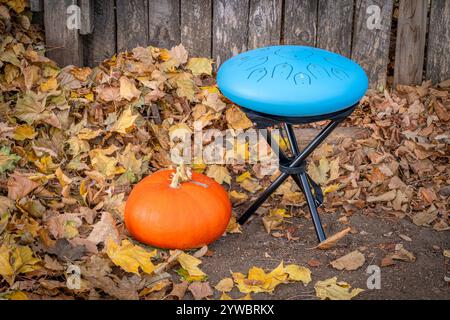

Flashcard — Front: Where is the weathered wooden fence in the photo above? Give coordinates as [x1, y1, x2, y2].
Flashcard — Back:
[32, 0, 450, 89]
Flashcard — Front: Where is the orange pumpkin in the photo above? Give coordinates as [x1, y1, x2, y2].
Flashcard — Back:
[124, 164, 232, 249]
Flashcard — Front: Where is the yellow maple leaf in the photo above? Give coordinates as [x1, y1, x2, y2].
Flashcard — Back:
[111, 108, 138, 134]
[233, 261, 311, 294]
[0, 245, 40, 286]
[229, 190, 248, 203]
[226, 216, 242, 234]
[199, 85, 219, 94]
[34, 155, 57, 174]
[77, 128, 102, 140]
[40, 77, 58, 92]
[236, 171, 251, 183]
[234, 263, 287, 294]
[91, 153, 119, 178]
[13, 124, 37, 141]
[323, 183, 340, 195]
[106, 238, 157, 275]
[186, 58, 213, 76]
[176, 78, 196, 101]
[4, 0, 26, 13]
[4, 291, 28, 300]
[0, 246, 14, 283]
[177, 252, 206, 278]
[314, 277, 364, 300]
[284, 264, 311, 285]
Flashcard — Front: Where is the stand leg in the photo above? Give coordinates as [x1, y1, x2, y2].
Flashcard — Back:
[238, 120, 342, 236]
[237, 172, 289, 224]
[299, 172, 326, 242]
[283, 123, 305, 193]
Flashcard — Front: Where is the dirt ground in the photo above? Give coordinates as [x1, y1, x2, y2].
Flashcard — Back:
[200, 203, 449, 300]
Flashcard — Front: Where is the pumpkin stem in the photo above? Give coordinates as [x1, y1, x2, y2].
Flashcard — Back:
[169, 161, 192, 188]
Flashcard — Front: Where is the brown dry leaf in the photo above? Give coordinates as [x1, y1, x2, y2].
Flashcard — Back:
[82, 256, 141, 300]
[46, 213, 82, 239]
[239, 178, 262, 193]
[262, 208, 290, 234]
[167, 281, 189, 300]
[229, 190, 248, 203]
[110, 107, 138, 134]
[96, 85, 120, 102]
[412, 209, 438, 226]
[391, 244, 416, 262]
[87, 212, 119, 245]
[70, 67, 92, 82]
[188, 281, 213, 300]
[316, 227, 351, 250]
[203, 91, 226, 112]
[307, 258, 322, 268]
[226, 216, 242, 234]
[314, 277, 364, 300]
[308, 158, 330, 185]
[7, 173, 40, 200]
[205, 165, 231, 185]
[330, 250, 365, 271]
[225, 106, 253, 130]
[214, 277, 234, 292]
[14, 91, 47, 125]
[119, 76, 141, 101]
[419, 187, 437, 204]
[169, 44, 188, 66]
[366, 190, 397, 203]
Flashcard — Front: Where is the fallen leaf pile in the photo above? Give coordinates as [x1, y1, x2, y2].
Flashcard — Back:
[0, 3, 448, 300]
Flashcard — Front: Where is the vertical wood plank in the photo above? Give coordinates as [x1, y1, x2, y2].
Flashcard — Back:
[30, 0, 43, 11]
[181, 0, 212, 57]
[148, 0, 181, 49]
[43, 0, 83, 66]
[317, 0, 354, 57]
[247, 0, 282, 49]
[213, 0, 250, 66]
[283, 0, 318, 46]
[352, 0, 393, 90]
[116, 0, 149, 52]
[426, 0, 450, 84]
[393, 0, 427, 86]
[79, 0, 94, 35]
[85, 0, 116, 67]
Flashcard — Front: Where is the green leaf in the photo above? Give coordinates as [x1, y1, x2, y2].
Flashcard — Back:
[0, 147, 20, 173]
